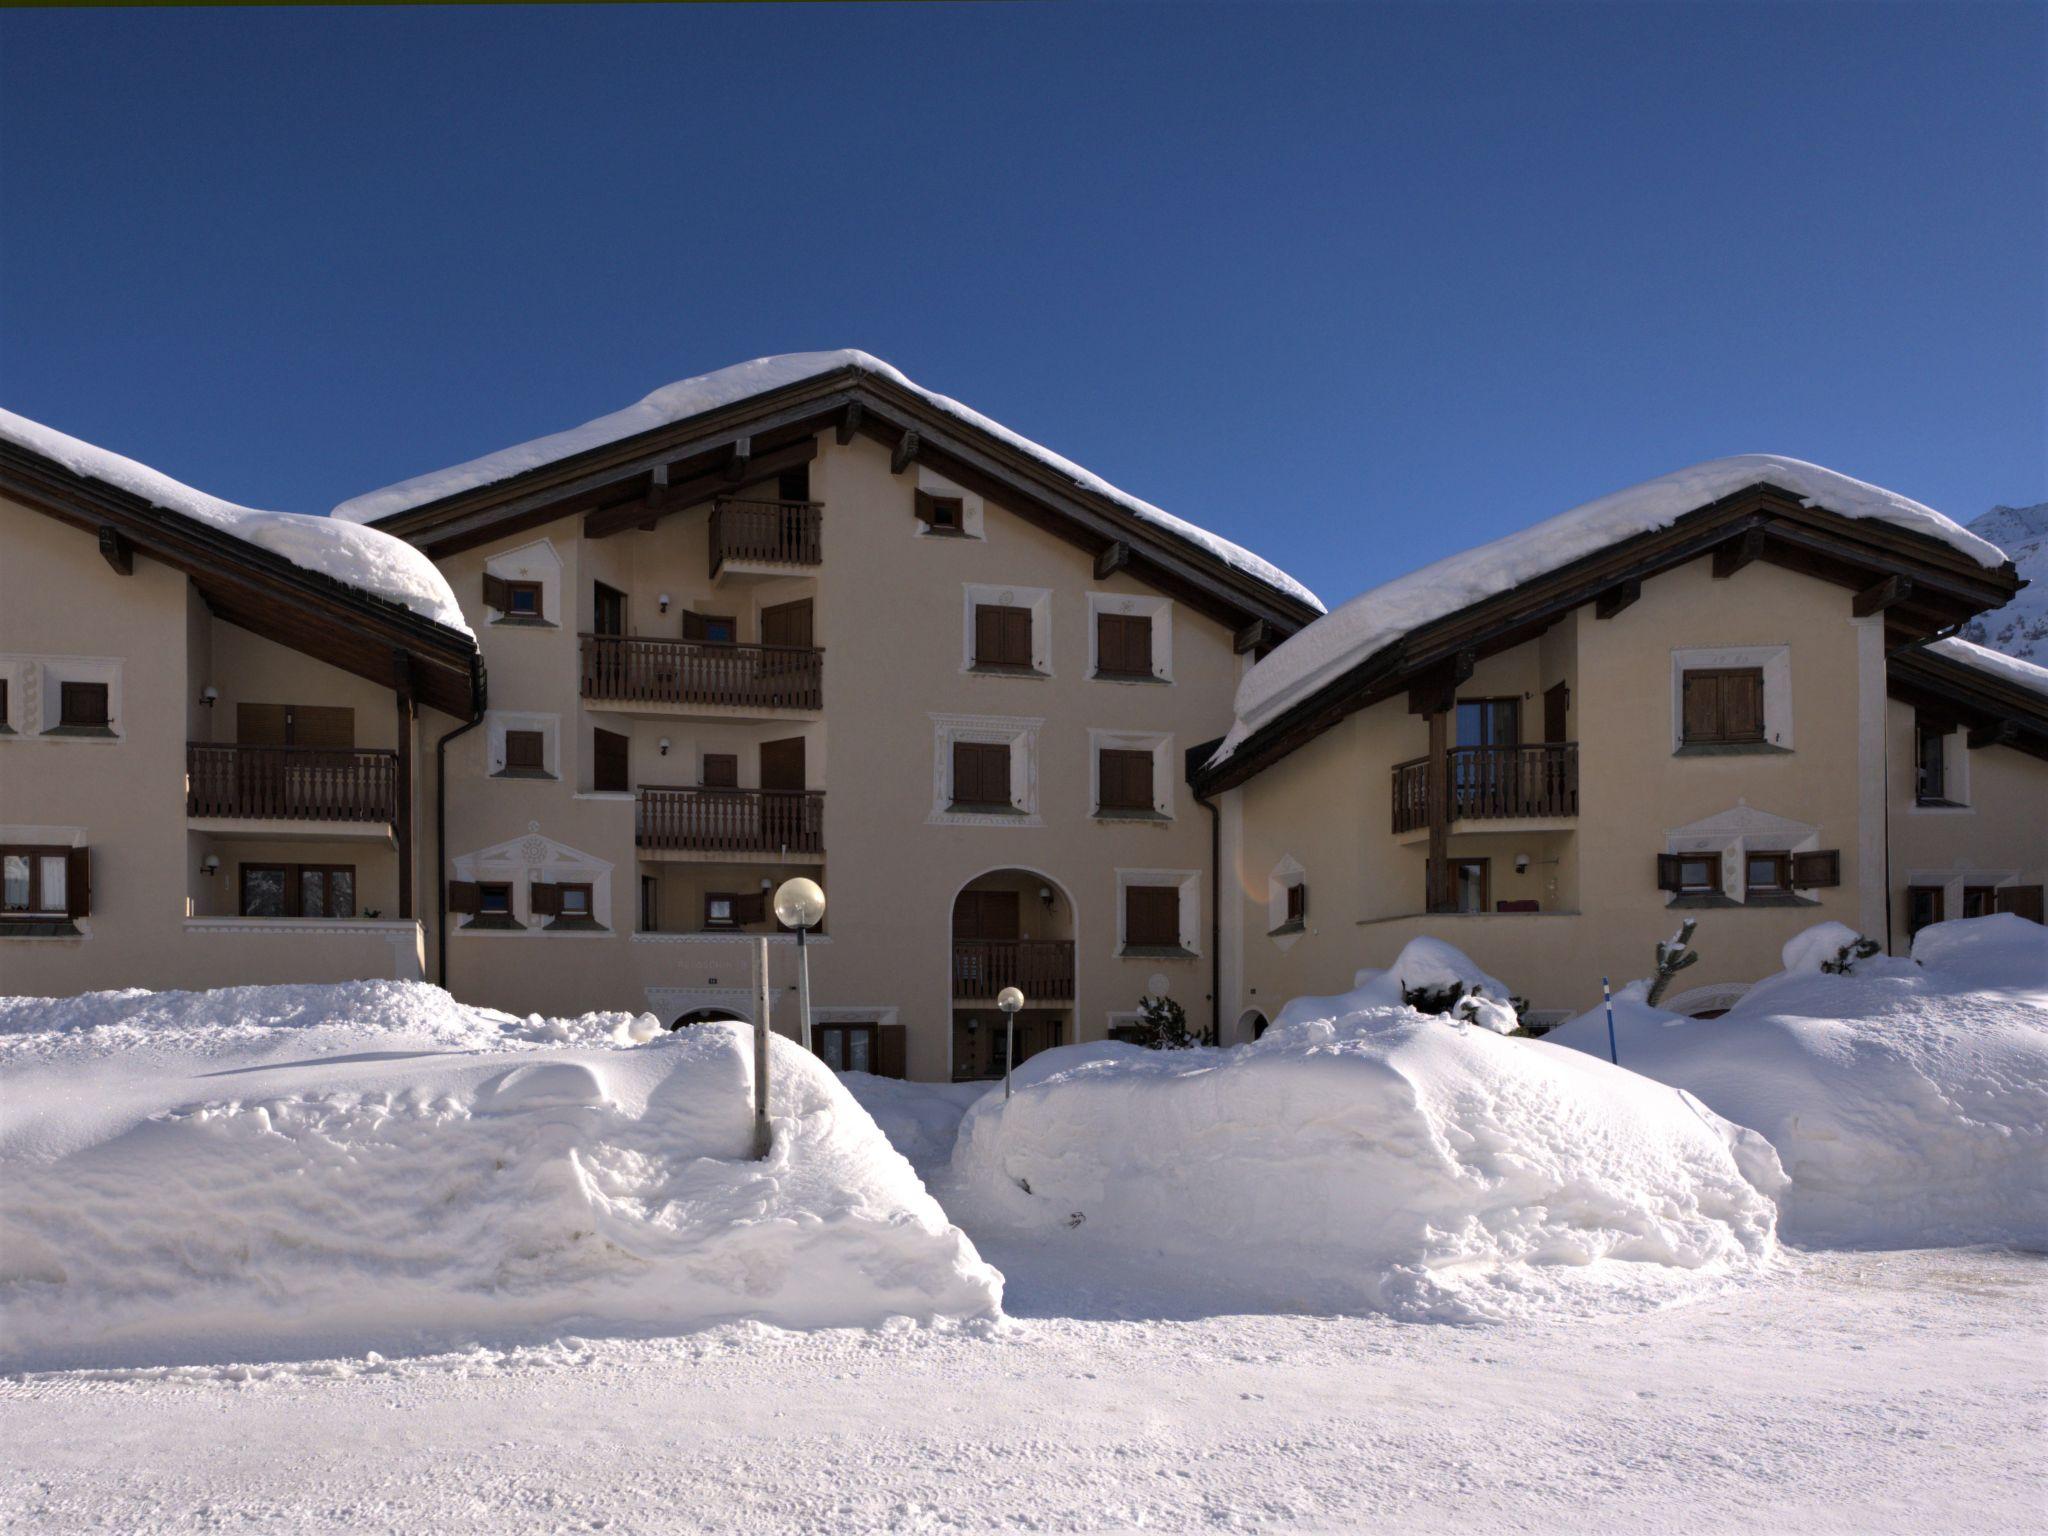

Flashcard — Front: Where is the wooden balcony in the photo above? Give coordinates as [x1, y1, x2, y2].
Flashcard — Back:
[710, 498, 822, 577]
[580, 634, 822, 712]
[187, 743, 399, 824]
[1392, 743, 1579, 834]
[637, 786, 825, 857]
[952, 939, 1076, 1002]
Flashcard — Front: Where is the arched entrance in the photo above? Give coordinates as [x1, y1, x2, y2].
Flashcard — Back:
[1237, 1008, 1270, 1043]
[669, 1006, 749, 1031]
[950, 868, 1076, 1082]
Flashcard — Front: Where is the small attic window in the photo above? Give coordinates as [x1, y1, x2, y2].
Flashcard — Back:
[915, 490, 966, 534]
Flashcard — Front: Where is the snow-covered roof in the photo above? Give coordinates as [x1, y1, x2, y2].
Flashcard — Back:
[0, 408, 472, 636]
[1210, 455, 2009, 765]
[331, 350, 1322, 613]
[1922, 636, 2048, 701]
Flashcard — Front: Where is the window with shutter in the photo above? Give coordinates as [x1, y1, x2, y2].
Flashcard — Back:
[1659, 851, 1724, 894]
[482, 572, 510, 613]
[1994, 885, 2045, 924]
[447, 880, 481, 914]
[459, 882, 520, 929]
[705, 892, 739, 928]
[502, 730, 547, 774]
[543, 883, 596, 928]
[504, 581, 544, 620]
[1096, 613, 1153, 678]
[1745, 852, 1792, 896]
[1680, 668, 1766, 745]
[1286, 882, 1307, 923]
[701, 753, 738, 788]
[1124, 885, 1182, 949]
[1, 845, 83, 921]
[530, 884, 562, 919]
[1792, 850, 1841, 888]
[1098, 748, 1154, 811]
[1915, 716, 1956, 804]
[1905, 885, 1944, 936]
[951, 740, 1011, 808]
[914, 490, 964, 532]
[58, 681, 110, 730]
[973, 605, 1035, 669]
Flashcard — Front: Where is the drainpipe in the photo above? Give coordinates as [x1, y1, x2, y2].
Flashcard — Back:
[432, 653, 489, 989]
[1196, 785, 1222, 1047]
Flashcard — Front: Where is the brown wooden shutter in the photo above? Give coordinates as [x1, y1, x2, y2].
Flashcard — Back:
[1725, 670, 1765, 741]
[1543, 681, 1570, 743]
[1100, 748, 1152, 810]
[482, 572, 510, 612]
[913, 489, 938, 526]
[1680, 674, 1719, 743]
[447, 880, 481, 914]
[1656, 853, 1685, 892]
[681, 610, 709, 641]
[237, 703, 289, 746]
[1287, 881, 1307, 922]
[760, 736, 806, 792]
[974, 605, 1032, 667]
[530, 883, 562, 918]
[1098, 613, 1152, 676]
[593, 728, 630, 793]
[761, 599, 814, 650]
[1792, 850, 1841, 888]
[701, 752, 738, 788]
[65, 847, 91, 918]
[504, 730, 545, 771]
[1995, 885, 2045, 924]
[1126, 885, 1179, 947]
[293, 706, 354, 749]
[953, 741, 1010, 805]
[875, 1024, 908, 1079]
[737, 891, 768, 924]
[952, 740, 978, 803]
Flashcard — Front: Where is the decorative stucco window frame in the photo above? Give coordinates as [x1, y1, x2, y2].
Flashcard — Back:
[453, 824, 615, 935]
[928, 713, 1043, 827]
[961, 583, 1053, 677]
[1087, 727, 1174, 822]
[1663, 802, 1825, 908]
[0, 655, 124, 741]
[486, 710, 561, 780]
[483, 540, 563, 628]
[1670, 644, 1791, 753]
[1114, 866, 1201, 958]
[1087, 591, 1175, 684]
[912, 467, 985, 540]
[1266, 853, 1308, 947]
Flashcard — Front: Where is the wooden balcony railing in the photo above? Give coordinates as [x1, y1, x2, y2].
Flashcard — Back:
[636, 786, 825, 855]
[1392, 743, 1579, 834]
[952, 939, 1077, 1001]
[187, 743, 399, 824]
[710, 498, 822, 576]
[580, 634, 823, 711]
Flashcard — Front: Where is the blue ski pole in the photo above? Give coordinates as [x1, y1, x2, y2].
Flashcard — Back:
[1602, 974, 1619, 1065]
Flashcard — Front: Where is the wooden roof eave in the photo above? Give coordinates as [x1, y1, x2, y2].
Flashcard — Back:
[0, 446, 482, 720]
[1888, 647, 2048, 763]
[1193, 488, 2023, 794]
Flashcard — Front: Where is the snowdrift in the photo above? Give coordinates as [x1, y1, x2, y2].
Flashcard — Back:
[1547, 917, 2048, 1248]
[952, 953, 1784, 1323]
[0, 984, 999, 1370]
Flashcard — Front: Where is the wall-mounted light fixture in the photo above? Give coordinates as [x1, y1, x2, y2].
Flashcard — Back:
[657, 737, 671, 756]
[201, 854, 221, 877]
[658, 593, 671, 614]
[199, 686, 219, 708]
[1039, 885, 1055, 911]
[1515, 854, 1531, 874]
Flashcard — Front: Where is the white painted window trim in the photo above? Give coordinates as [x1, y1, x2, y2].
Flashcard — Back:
[0, 655, 124, 740]
[1266, 853, 1307, 949]
[485, 710, 561, 779]
[1664, 805, 1828, 906]
[452, 825, 616, 934]
[644, 985, 758, 1026]
[929, 713, 1044, 826]
[482, 539, 563, 626]
[0, 822, 90, 936]
[1113, 866, 1201, 957]
[1087, 591, 1175, 684]
[1087, 727, 1174, 820]
[961, 583, 1053, 676]
[1670, 644, 1792, 751]
[1908, 721, 1973, 812]
[911, 467, 985, 540]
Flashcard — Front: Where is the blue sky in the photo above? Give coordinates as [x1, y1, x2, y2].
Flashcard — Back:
[2, 3, 2040, 610]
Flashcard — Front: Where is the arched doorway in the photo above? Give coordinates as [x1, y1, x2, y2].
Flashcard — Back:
[1237, 1008, 1270, 1043]
[950, 868, 1076, 1082]
[669, 1006, 749, 1031]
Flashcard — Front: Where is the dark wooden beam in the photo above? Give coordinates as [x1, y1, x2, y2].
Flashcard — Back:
[97, 525, 133, 575]
[1967, 718, 2019, 751]
[1594, 579, 1641, 620]
[1712, 526, 1766, 578]
[1407, 649, 1474, 715]
[1233, 617, 1271, 656]
[890, 430, 921, 475]
[836, 400, 863, 446]
[584, 437, 817, 539]
[393, 652, 416, 922]
[1853, 574, 1914, 618]
[1094, 541, 1131, 581]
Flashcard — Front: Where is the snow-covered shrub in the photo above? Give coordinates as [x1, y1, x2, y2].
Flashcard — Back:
[1125, 992, 1197, 1049]
[1645, 919, 1701, 1008]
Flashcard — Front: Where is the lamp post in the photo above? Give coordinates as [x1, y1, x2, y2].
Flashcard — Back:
[996, 985, 1025, 1100]
[774, 877, 826, 1057]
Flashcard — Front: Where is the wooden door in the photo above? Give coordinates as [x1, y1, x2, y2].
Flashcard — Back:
[760, 599, 814, 650]
[953, 890, 1020, 941]
[236, 703, 289, 746]
[1543, 681, 1570, 743]
[593, 582, 627, 637]
[759, 736, 805, 792]
[593, 728, 630, 793]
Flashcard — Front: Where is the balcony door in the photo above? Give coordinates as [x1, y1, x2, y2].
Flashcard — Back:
[759, 599, 814, 692]
[593, 582, 627, 638]
[1455, 698, 1519, 748]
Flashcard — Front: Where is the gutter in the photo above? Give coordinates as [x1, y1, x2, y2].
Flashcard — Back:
[432, 652, 490, 988]
[1188, 739, 1226, 1046]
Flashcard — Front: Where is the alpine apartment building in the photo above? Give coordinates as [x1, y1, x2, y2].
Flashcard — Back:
[4, 355, 2042, 1075]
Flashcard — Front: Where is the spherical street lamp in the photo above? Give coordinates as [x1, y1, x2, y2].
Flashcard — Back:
[996, 985, 1025, 1100]
[774, 877, 826, 1055]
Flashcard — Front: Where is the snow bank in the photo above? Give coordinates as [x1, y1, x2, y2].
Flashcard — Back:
[1274, 936, 1520, 1034]
[330, 350, 1320, 611]
[0, 984, 999, 1370]
[952, 980, 1783, 1323]
[0, 408, 471, 635]
[837, 1073, 989, 1166]
[1546, 917, 2048, 1248]
[1213, 455, 2005, 762]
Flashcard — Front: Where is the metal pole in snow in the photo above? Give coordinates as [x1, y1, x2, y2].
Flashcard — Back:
[1603, 974, 1619, 1065]
[795, 922, 813, 1055]
[754, 934, 773, 1159]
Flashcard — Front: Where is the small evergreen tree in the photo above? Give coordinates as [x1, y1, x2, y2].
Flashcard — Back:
[1645, 919, 1700, 1008]
[1821, 935, 1882, 974]
[1130, 992, 1196, 1050]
